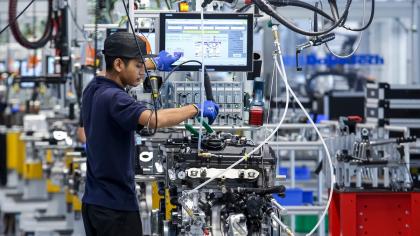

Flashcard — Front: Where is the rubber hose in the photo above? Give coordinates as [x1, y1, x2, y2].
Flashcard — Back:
[269, 0, 335, 22]
[343, 0, 375, 31]
[9, 0, 53, 49]
[204, 72, 214, 101]
[253, 0, 352, 36]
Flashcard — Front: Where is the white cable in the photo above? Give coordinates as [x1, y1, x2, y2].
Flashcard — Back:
[192, 38, 291, 192]
[266, 65, 276, 125]
[265, 60, 282, 138]
[273, 50, 334, 236]
[197, 8, 206, 151]
[274, 58, 333, 236]
[190, 24, 333, 236]
[274, 58, 281, 154]
[266, 50, 284, 143]
[270, 24, 334, 236]
[323, 0, 367, 58]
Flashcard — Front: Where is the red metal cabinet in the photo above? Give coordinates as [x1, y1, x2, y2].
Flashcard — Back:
[329, 190, 420, 236]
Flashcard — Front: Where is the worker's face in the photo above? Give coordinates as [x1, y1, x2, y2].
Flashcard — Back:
[120, 58, 146, 87]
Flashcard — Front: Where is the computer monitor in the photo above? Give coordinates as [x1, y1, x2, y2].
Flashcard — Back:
[159, 13, 253, 71]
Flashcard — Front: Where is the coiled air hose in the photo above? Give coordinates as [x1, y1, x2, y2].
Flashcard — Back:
[9, 0, 53, 49]
[253, 0, 353, 36]
[268, 0, 335, 22]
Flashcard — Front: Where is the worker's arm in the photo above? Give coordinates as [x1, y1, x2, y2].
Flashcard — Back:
[139, 105, 198, 128]
[77, 127, 86, 143]
[77, 110, 86, 143]
[109, 91, 219, 131]
[138, 100, 219, 128]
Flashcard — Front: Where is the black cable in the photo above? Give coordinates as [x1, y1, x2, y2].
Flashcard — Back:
[152, 99, 158, 135]
[163, 60, 203, 84]
[8, 0, 53, 49]
[268, 0, 335, 22]
[160, 60, 214, 102]
[135, 28, 147, 38]
[253, 0, 352, 36]
[122, 0, 159, 135]
[342, 0, 374, 31]
[160, 60, 201, 96]
[159, 60, 202, 101]
[327, 0, 340, 21]
[236, 4, 252, 13]
[164, 0, 172, 10]
[314, 2, 319, 32]
[121, 0, 151, 80]
[0, 0, 36, 35]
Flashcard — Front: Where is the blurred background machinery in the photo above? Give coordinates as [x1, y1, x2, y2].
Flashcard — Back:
[1, 0, 420, 235]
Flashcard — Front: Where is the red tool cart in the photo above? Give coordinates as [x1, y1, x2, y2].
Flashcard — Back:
[329, 190, 420, 236]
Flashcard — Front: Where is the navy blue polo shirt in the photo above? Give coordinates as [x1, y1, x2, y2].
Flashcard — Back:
[81, 76, 147, 211]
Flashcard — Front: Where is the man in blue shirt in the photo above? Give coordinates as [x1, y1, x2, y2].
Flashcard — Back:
[81, 32, 219, 236]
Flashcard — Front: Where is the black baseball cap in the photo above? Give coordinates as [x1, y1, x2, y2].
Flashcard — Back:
[102, 31, 156, 59]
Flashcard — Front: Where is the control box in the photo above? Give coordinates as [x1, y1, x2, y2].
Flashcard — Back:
[167, 81, 244, 126]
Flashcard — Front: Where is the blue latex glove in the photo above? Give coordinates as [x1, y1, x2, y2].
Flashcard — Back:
[153, 50, 181, 71]
[195, 100, 219, 125]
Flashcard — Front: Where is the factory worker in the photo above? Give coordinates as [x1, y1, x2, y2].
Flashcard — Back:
[81, 31, 218, 236]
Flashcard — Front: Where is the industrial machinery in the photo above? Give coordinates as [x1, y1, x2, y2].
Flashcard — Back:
[165, 134, 277, 235]
[334, 131, 415, 191]
[2, 0, 402, 235]
[64, 149, 87, 236]
[327, 119, 420, 235]
[137, 127, 291, 236]
[166, 81, 244, 126]
[328, 119, 416, 192]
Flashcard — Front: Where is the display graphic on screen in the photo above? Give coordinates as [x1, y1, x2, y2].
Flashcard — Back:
[160, 13, 253, 71]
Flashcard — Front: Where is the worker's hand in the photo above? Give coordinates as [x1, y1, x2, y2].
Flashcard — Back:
[153, 50, 181, 71]
[195, 100, 219, 125]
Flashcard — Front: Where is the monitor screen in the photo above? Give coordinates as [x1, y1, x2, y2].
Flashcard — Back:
[159, 13, 253, 71]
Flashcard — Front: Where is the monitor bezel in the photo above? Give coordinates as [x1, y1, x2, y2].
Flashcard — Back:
[159, 12, 253, 72]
